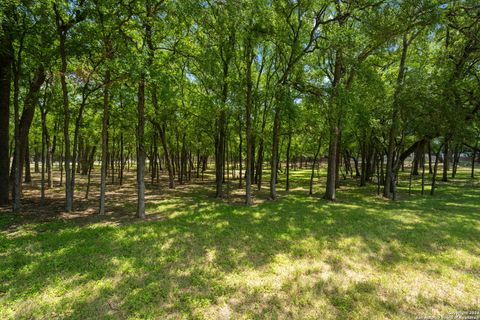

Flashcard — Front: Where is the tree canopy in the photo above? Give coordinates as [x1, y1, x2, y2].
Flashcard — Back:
[0, 0, 479, 214]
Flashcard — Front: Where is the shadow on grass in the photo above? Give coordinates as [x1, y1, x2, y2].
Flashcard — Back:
[0, 170, 479, 319]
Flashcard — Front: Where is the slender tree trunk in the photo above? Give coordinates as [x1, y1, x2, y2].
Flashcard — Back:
[59, 144, 64, 187]
[238, 115, 243, 189]
[34, 148, 40, 173]
[324, 125, 339, 200]
[0, 21, 12, 206]
[286, 131, 292, 192]
[309, 137, 322, 196]
[154, 134, 159, 186]
[71, 95, 89, 210]
[48, 121, 58, 188]
[12, 41, 22, 211]
[99, 68, 110, 214]
[196, 149, 200, 179]
[430, 143, 444, 196]
[360, 140, 367, 186]
[215, 110, 226, 198]
[472, 144, 477, 179]
[245, 36, 253, 205]
[408, 158, 414, 195]
[255, 100, 268, 190]
[24, 138, 31, 183]
[119, 132, 124, 185]
[442, 139, 449, 182]
[85, 146, 96, 200]
[452, 146, 460, 178]
[384, 35, 409, 199]
[215, 32, 233, 198]
[180, 134, 186, 185]
[111, 133, 115, 184]
[41, 124, 46, 203]
[41, 106, 48, 203]
[158, 124, 174, 188]
[335, 130, 342, 187]
[324, 48, 343, 201]
[10, 67, 45, 188]
[136, 77, 146, 219]
[428, 143, 433, 174]
[59, 31, 73, 212]
[421, 150, 426, 195]
[270, 109, 280, 200]
[376, 154, 381, 195]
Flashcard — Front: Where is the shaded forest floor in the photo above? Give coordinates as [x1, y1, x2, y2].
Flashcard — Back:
[0, 166, 479, 319]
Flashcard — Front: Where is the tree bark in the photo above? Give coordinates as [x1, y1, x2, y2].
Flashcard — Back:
[442, 139, 449, 182]
[24, 138, 31, 183]
[245, 35, 253, 205]
[59, 29, 73, 211]
[324, 48, 343, 201]
[85, 146, 96, 200]
[324, 125, 339, 200]
[472, 143, 477, 179]
[54, 3, 86, 211]
[0, 19, 12, 206]
[270, 109, 281, 200]
[158, 124, 174, 188]
[238, 115, 243, 189]
[136, 77, 146, 219]
[384, 35, 409, 199]
[99, 67, 110, 214]
[309, 137, 322, 196]
[286, 131, 292, 192]
[10, 67, 45, 186]
[430, 143, 444, 196]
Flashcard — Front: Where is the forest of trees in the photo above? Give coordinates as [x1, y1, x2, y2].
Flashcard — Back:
[0, 0, 479, 218]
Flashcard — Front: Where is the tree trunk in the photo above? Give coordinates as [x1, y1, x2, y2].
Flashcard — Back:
[270, 109, 280, 200]
[71, 90, 90, 210]
[286, 131, 292, 192]
[245, 35, 253, 205]
[451, 145, 460, 179]
[384, 35, 409, 199]
[119, 133, 124, 185]
[421, 149, 426, 195]
[442, 139, 449, 182]
[215, 110, 226, 198]
[41, 119, 46, 203]
[309, 137, 322, 196]
[59, 30, 73, 212]
[0, 21, 12, 206]
[428, 142, 433, 174]
[99, 68, 110, 214]
[238, 115, 243, 189]
[40, 91, 49, 203]
[472, 144, 477, 179]
[324, 125, 339, 200]
[59, 144, 64, 187]
[360, 140, 367, 186]
[24, 137, 31, 183]
[111, 133, 115, 184]
[430, 143, 444, 196]
[34, 148, 40, 173]
[85, 146, 96, 200]
[10, 67, 45, 186]
[324, 48, 343, 201]
[136, 77, 146, 219]
[158, 124, 174, 188]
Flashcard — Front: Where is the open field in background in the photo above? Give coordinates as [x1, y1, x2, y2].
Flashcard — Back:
[0, 165, 479, 319]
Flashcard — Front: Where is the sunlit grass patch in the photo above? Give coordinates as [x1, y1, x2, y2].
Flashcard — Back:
[0, 168, 479, 319]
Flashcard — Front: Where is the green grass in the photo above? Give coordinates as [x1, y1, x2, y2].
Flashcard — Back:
[0, 168, 479, 319]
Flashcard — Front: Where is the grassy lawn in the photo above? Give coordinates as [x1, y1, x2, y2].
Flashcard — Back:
[0, 168, 479, 319]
